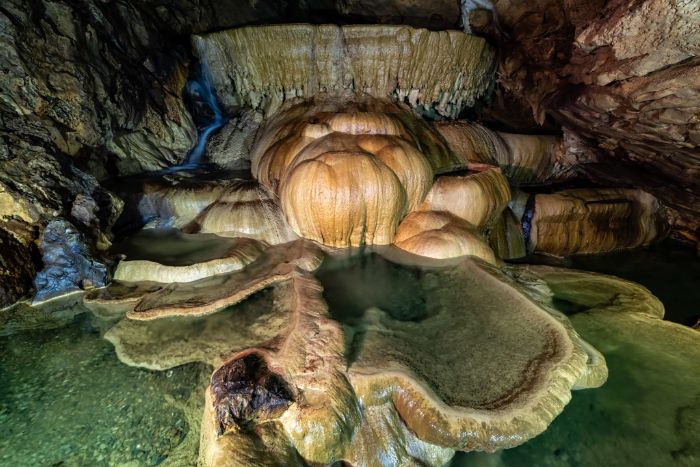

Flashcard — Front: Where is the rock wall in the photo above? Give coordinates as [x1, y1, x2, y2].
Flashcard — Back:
[467, 0, 700, 246]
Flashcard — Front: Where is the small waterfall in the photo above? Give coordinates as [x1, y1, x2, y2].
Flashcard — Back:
[183, 58, 226, 166]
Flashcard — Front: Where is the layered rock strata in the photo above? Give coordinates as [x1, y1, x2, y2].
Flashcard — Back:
[468, 0, 700, 245]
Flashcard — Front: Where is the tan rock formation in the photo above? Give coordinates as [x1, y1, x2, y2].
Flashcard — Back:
[488, 207, 527, 260]
[394, 210, 497, 264]
[469, 0, 700, 244]
[85, 240, 323, 320]
[250, 98, 454, 247]
[417, 167, 511, 229]
[96, 250, 605, 465]
[113, 237, 266, 283]
[528, 188, 668, 256]
[193, 24, 495, 118]
[139, 179, 296, 244]
[435, 121, 574, 184]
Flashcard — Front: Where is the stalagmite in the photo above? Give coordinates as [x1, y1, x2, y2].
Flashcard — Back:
[417, 167, 511, 229]
[249, 98, 449, 247]
[527, 188, 668, 256]
[394, 210, 497, 264]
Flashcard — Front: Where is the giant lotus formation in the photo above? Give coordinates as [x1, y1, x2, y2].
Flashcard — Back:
[71, 23, 642, 466]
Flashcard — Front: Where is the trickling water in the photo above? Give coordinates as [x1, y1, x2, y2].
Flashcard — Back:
[183, 58, 226, 166]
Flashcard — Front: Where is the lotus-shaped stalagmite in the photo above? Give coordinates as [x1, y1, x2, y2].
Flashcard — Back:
[86, 243, 606, 466]
[81, 22, 680, 467]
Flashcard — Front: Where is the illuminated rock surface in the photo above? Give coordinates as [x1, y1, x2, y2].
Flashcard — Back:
[453, 265, 700, 467]
[394, 210, 497, 263]
[416, 167, 510, 229]
[193, 24, 495, 118]
[528, 188, 668, 256]
[250, 97, 451, 247]
[92, 246, 605, 466]
[138, 178, 296, 244]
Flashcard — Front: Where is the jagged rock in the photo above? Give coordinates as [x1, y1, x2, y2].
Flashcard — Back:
[33, 219, 108, 303]
[0, 227, 37, 307]
[193, 24, 495, 118]
[470, 0, 700, 245]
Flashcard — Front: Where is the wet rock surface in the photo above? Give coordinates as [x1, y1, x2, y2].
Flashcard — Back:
[33, 219, 108, 302]
[211, 353, 294, 435]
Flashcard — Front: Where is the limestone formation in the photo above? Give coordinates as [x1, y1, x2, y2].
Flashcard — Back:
[394, 210, 497, 264]
[113, 237, 266, 283]
[527, 188, 668, 256]
[417, 167, 511, 230]
[250, 98, 449, 247]
[96, 249, 605, 466]
[139, 179, 296, 244]
[469, 0, 700, 245]
[85, 240, 324, 321]
[193, 24, 495, 118]
[488, 207, 527, 260]
[435, 121, 574, 184]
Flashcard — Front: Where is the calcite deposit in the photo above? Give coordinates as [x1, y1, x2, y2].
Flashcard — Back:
[193, 24, 496, 118]
[394, 210, 497, 263]
[87, 242, 606, 466]
[527, 188, 668, 256]
[467, 0, 700, 246]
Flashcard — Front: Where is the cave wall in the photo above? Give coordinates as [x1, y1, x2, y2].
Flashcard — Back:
[0, 0, 464, 305]
[467, 0, 700, 245]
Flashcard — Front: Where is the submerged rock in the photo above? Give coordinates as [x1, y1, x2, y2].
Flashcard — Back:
[33, 219, 108, 303]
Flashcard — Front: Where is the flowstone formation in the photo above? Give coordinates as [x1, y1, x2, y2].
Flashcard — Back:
[85, 242, 606, 466]
[70, 21, 691, 467]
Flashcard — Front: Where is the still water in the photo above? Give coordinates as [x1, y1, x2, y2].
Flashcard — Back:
[1, 242, 698, 466]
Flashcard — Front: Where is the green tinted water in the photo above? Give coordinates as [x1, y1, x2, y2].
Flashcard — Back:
[1, 246, 698, 466]
[0, 313, 208, 467]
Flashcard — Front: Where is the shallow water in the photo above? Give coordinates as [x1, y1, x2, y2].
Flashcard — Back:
[1, 243, 698, 466]
[0, 313, 208, 467]
[513, 241, 700, 326]
[452, 309, 700, 467]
